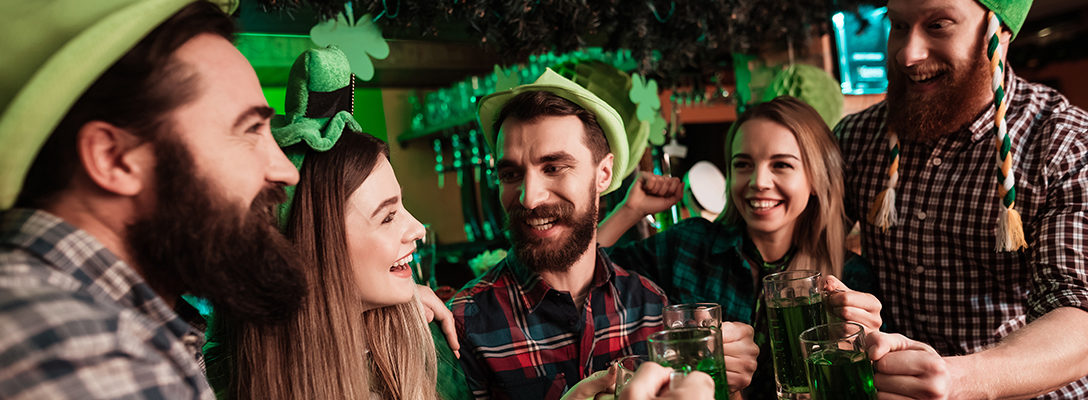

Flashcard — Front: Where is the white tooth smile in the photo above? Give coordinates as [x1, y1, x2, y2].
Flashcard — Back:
[390, 254, 413, 270]
[910, 72, 939, 82]
[749, 200, 780, 210]
[526, 217, 557, 231]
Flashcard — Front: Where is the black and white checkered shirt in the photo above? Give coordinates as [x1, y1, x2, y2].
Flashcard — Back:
[836, 69, 1088, 399]
[0, 209, 213, 399]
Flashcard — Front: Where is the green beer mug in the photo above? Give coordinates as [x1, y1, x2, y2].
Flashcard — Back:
[648, 327, 730, 399]
[799, 322, 877, 400]
[763, 270, 826, 398]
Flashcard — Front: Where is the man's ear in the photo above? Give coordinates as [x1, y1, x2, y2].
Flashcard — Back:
[595, 153, 614, 193]
[76, 121, 154, 197]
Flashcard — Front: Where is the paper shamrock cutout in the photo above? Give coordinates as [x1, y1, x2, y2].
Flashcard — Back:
[629, 73, 661, 122]
[494, 65, 521, 92]
[311, 11, 390, 81]
[649, 114, 668, 146]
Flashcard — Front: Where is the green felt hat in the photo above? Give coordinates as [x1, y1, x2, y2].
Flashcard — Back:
[978, 0, 1034, 39]
[0, 0, 229, 210]
[552, 60, 651, 184]
[477, 68, 629, 195]
[271, 45, 362, 225]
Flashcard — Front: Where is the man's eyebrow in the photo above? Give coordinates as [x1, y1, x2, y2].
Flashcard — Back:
[538, 152, 576, 164]
[370, 196, 399, 218]
[233, 106, 275, 129]
[496, 159, 518, 170]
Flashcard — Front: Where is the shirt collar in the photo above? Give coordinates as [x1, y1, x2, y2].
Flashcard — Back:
[507, 246, 616, 313]
[1, 208, 205, 338]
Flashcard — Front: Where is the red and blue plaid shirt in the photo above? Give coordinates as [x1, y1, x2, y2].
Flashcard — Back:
[450, 247, 667, 400]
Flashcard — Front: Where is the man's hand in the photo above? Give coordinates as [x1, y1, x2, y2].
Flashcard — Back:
[416, 285, 459, 357]
[824, 275, 882, 334]
[866, 331, 950, 400]
[721, 322, 758, 392]
[622, 172, 684, 217]
[620, 362, 715, 400]
[562, 366, 618, 400]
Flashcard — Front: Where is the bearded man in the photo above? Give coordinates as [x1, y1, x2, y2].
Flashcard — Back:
[0, 1, 305, 398]
[448, 70, 670, 399]
[835, 0, 1088, 398]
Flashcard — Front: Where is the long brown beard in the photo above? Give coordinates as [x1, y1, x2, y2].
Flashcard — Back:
[127, 135, 305, 324]
[506, 182, 598, 274]
[886, 44, 992, 143]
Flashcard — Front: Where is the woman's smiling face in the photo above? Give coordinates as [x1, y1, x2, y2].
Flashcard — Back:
[729, 118, 812, 241]
[343, 157, 425, 309]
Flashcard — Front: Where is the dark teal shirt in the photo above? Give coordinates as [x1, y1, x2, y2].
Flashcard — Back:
[605, 218, 879, 400]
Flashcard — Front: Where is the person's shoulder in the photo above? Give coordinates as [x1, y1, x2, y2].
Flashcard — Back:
[1014, 78, 1088, 166]
[448, 258, 514, 317]
[1014, 78, 1087, 131]
[0, 285, 131, 348]
[670, 217, 718, 234]
[834, 100, 888, 141]
[610, 262, 668, 300]
[0, 285, 171, 397]
[646, 218, 726, 245]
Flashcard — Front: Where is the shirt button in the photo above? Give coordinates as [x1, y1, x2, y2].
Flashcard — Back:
[932, 157, 942, 166]
[916, 210, 927, 220]
[914, 265, 925, 274]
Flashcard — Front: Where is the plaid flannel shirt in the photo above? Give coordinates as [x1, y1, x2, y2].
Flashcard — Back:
[450, 247, 667, 400]
[605, 217, 878, 400]
[836, 68, 1088, 399]
[0, 209, 213, 399]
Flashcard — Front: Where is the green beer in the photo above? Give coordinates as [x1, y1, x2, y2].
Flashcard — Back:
[657, 356, 731, 400]
[649, 327, 731, 400]
[767, 295, 826, 394]
[804, 348, 877, 400]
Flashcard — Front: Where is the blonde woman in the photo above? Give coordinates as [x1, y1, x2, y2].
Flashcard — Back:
[598, 96, 883, 399]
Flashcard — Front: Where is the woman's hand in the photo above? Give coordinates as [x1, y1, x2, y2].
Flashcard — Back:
[823, 275, 883, 333]
[721, 322, 759, 392]
[416, 285, 459, 357]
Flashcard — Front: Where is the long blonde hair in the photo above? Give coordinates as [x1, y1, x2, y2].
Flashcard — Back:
[208, 132, 437, 399]
[719, 96, 846, 277]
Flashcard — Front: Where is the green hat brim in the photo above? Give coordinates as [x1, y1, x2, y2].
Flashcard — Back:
[477, 68, 629, 195]
[977, 0, 1034, 40]
[0, 0, 202, 209]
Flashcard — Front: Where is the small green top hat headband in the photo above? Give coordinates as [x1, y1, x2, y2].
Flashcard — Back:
[869, 0, 1033, 252]
[272, 45, 362, 225]
[477, 68, 629, 195]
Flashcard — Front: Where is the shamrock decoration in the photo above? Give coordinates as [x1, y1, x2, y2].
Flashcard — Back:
[494, 65, 521, 92]
[310, 6, 389, 81]
[629, 73, 662, 123]
[649, 114, 668, 146]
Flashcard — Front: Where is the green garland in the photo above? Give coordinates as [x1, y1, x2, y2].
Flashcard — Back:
[257, 0, 882, 86]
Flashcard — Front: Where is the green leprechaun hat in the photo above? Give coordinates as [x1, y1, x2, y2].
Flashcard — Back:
[272, 45, 362, 225]
[0, 0, 238, 209]
[477, 68, 630, 195]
